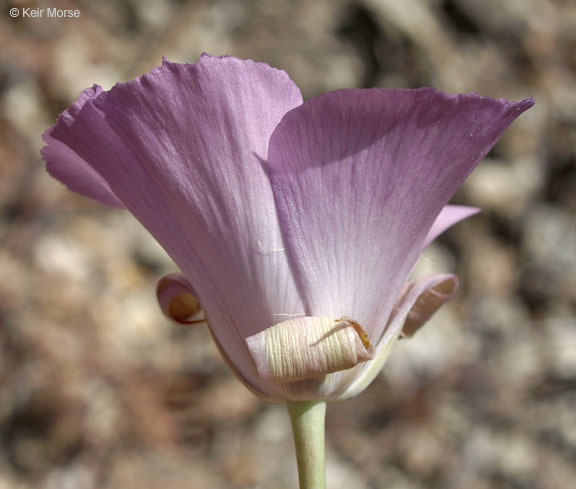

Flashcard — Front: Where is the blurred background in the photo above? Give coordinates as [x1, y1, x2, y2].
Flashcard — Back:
[0, 0, 575, 488]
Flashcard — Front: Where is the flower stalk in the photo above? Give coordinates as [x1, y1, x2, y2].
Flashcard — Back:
[287, 401, 327, 489]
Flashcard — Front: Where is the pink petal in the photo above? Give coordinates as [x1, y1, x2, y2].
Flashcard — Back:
[423, 205, 480, 249]
[42, 55, 304, 399]
[42, 86, 125, 208]
[268, 88, 533, 346]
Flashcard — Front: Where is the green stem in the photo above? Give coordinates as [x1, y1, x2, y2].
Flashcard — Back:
[286, 401, 327, 489]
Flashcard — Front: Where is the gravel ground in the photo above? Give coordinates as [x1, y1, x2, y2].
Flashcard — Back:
[1, 1, 575, 488]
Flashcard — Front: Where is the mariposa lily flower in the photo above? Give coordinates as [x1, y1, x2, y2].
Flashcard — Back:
[42, 55, 533, 406]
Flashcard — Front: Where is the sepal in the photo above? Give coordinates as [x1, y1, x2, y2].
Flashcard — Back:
[246, 316, 374, 383]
